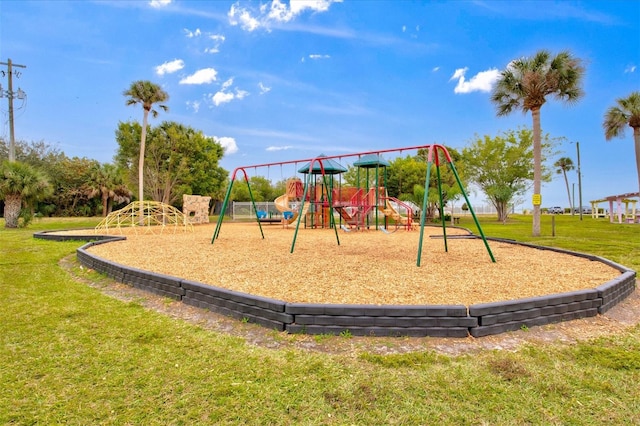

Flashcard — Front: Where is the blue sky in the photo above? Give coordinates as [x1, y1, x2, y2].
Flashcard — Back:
[1, 0, 638, 209]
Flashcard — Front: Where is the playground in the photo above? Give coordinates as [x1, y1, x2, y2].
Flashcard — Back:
[85, 222, 620, 307]
[60, 145, 634, 336]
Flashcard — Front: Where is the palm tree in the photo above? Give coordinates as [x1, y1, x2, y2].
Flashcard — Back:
[554, 157, 575, 212]
[123, 80, 169, 223]
[603, 91, 640, 194]
[491, 50, 584, 236]
[87, 163, 132, 216]
[0, 160, 52, 228]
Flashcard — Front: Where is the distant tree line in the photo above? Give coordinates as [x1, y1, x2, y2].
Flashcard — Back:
[0, 127, 565, 226]
[0, 139, 125, 218]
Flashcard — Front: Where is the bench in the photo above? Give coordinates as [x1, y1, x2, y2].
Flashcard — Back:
[258, 218, 281, 224]
[257, 210, 281, 224]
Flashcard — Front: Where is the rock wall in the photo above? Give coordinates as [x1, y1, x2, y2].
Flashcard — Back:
[183, 195, 211, 224]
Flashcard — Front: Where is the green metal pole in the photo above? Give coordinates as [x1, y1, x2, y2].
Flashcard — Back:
[447, 161, 495, 263]
[290, 172, 311, 253]
[246, 177, 265, 240]
[365, 168, 370, 228]
[375, 165, 379, 229]
[322, 173, 340, 246]
[211, 174, 236, 243]
[435, 157, 448, 253]
[383, 165, 389, 229]
[416, 155, 433, 267]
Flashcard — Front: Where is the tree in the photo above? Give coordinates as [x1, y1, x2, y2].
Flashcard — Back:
[554, 157, 575, 212]
[342, 164, 380, 190]
[86, 163, 132, 216]
[1, 138, 128, 217]
[417, 147, 466, 218]
[229, 176, 275, 202]
[123, 81, 169, 221]
[491, 50, 584, 235]
[603, 91, 640, 193]
[386, 155, 427, 199]
[462, 128, 553, 223]
[385, 149, 465, 220]
[115, 121, 227, 207]
[49, 157, 101, 216]
[0, 161, 52, 228]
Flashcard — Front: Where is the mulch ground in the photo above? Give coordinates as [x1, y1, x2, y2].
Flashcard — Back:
[80, 222, 620, 306]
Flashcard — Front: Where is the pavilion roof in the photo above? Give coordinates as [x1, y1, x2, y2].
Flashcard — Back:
[353, 154, 390, 168]
[297, 154, 347, 174]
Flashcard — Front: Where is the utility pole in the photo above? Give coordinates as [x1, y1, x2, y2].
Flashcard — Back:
[0, 58, 27, 162]
[576, 141, 583, 221]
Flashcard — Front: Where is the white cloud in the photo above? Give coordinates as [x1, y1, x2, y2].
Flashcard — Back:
[402, 25, 407, 32]
[185, 30, 225, 53]
[212, 91, 235, 106]
[210, 78, 249, 106]
[155, 59, 184, 76]
[184, 28, 202, 38]
[211, 88, 249, 106]
[624, 65, 637, 73]
[258, 82, 271, 94]
[216, 136, 239, 154]
[268, 0, 336, 22]
[449, 67, 500, 94]
[309, 54, 330, 60]
[290, 0, 336, 15]
[267, 0, 293, 22]
[450, 67, 467, 81]
[432, 66, 440, 72]
[179, 68, 218, 85]
[186, 100, 201, 113]
[228, 4, 261, 31]
[221, 78, 234, 90]
[149, 0, 171, 8]
[228, 0, 341, 31]
[205, 34, 226, 53]
[266, 145, 294, 151]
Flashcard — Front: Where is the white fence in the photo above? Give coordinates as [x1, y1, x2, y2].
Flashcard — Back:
[232, 202, 280, 220]
[231, 201, 497, 220]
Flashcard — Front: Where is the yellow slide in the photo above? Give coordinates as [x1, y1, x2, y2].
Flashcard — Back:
[380, 200, 411, 226]
[274, 194, 310, 225]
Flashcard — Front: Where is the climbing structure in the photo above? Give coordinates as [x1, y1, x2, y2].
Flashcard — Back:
[212, 144, 495, 266]
[96, 201, 193, 234]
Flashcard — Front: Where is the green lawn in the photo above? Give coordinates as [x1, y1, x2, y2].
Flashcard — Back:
[1, 216, 639, 425]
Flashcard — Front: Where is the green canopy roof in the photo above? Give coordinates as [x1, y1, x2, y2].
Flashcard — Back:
[297, 154, 347, 174]
[353, 154, 389, 168]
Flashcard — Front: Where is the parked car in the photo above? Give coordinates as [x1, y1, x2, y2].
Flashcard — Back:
[573, 206, 592, 214]
[548, 206, 564, 214]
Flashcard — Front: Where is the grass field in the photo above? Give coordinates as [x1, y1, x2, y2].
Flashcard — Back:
[1, 215, 639, 425]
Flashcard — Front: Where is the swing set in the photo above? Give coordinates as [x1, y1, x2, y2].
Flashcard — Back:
[211, 144, 495, 266]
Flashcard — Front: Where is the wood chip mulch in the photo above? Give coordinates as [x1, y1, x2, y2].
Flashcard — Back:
[80, 222, 621, 306]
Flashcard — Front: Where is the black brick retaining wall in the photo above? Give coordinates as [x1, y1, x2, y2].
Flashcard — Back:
[35, 230, 637, 338]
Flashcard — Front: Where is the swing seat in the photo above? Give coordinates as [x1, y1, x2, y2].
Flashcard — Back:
[283, 211, 294, 220]
[256, 210, 268, 219]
